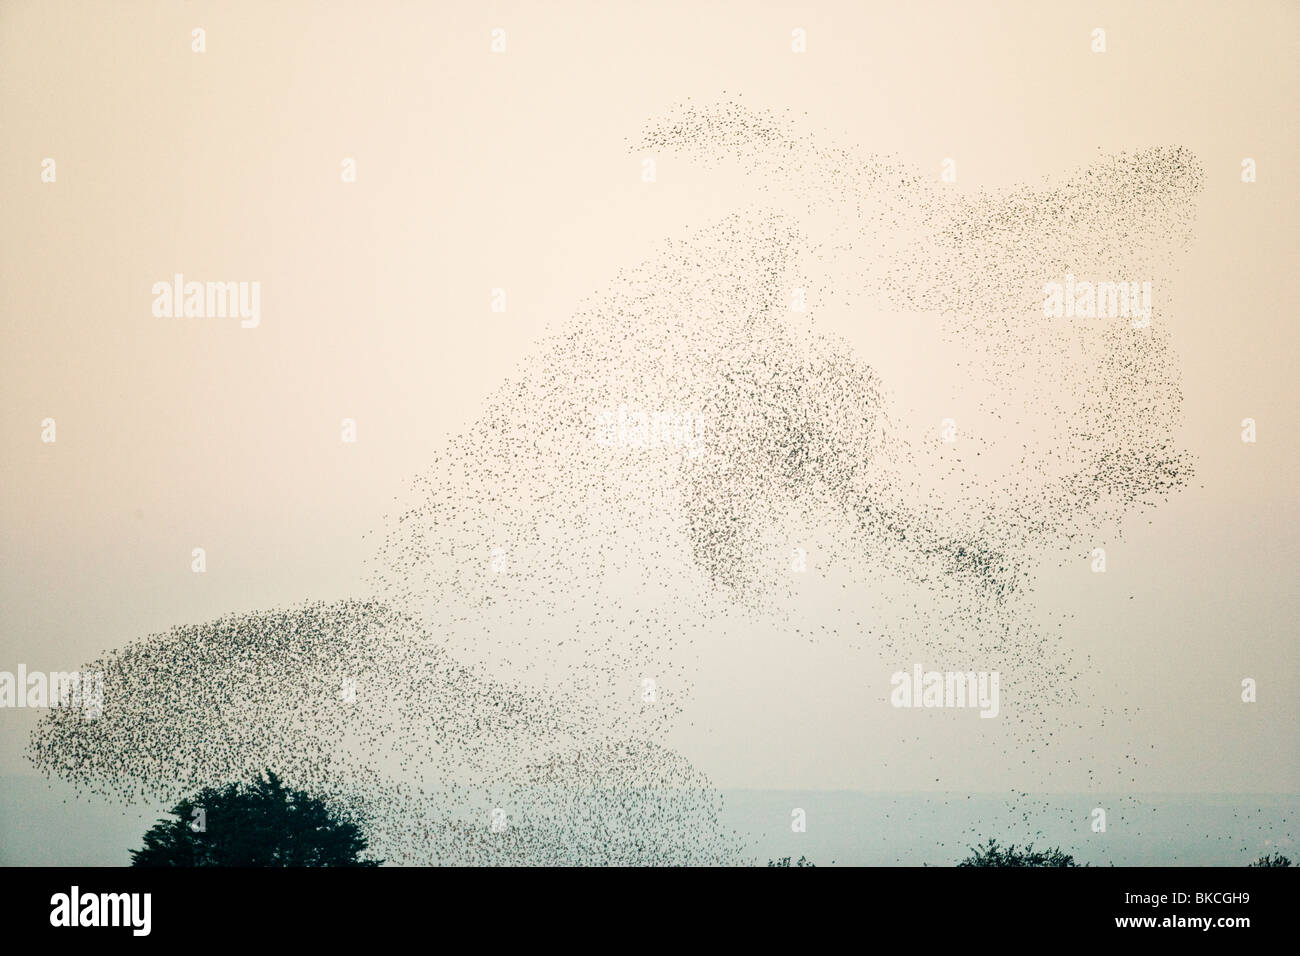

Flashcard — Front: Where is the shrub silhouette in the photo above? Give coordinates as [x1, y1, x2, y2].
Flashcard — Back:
[1248, 851, 1292, 867]
[767, 855, 817, 867]
[130, 770, 381, 867]
[958, 838, 1079, 867]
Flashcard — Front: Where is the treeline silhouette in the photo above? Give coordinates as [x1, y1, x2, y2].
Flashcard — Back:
[128, 773, 1294, 868]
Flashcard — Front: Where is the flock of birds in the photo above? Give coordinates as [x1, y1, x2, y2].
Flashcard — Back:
[29, 100, 1236, 865]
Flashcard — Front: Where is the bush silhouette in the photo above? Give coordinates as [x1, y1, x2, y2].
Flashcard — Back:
[130, 770, 381, 867]
[767, 855, 817, 867]
[1248, 851, 1292, 867]
[958, 838, 1080, 867]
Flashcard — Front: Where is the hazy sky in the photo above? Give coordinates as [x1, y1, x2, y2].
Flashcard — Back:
[1, 0, 1296, 816]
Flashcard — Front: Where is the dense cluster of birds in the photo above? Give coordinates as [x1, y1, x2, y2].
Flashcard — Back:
[29, 100, 1226, 864]
[28, 601, 744, 864]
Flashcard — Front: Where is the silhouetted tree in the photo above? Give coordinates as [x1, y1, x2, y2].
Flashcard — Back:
[767, 855, 817, 867]
[1248, 851, 1292, 867]
[958, 838, 1079, 867]
[131, 770, 381, 867]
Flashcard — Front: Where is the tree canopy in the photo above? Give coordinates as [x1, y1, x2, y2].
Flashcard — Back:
[958, 838, 1080, 867]
[130, 770, 381, 867]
